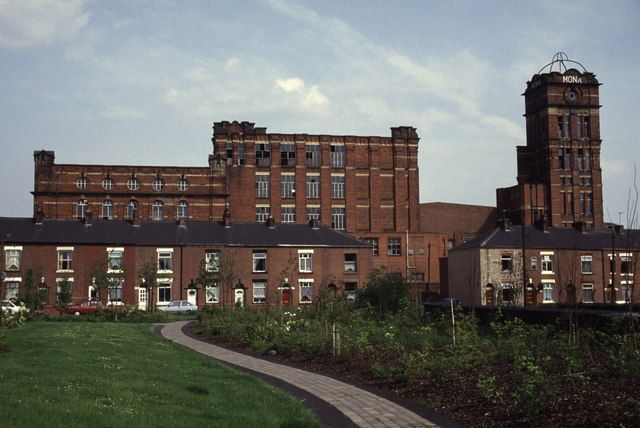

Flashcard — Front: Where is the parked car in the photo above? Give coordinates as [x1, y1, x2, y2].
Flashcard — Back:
[1, 300, 28, 315]
[158, 300, 197, 313]
[67, 300, 99, 316]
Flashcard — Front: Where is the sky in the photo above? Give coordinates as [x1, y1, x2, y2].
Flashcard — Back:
[1, 0, 639, 225]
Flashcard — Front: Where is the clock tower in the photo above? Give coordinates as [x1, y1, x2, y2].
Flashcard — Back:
[497, 53, 604, 229]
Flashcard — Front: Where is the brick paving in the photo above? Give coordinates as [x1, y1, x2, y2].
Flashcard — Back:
[160, 321, 440, 428]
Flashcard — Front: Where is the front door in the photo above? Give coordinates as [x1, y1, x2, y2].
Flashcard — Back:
[187, 288, 197, 306]
[234, 289, 244, 307]
[138, 288, 147, 310]
[281, 288, 291, 306]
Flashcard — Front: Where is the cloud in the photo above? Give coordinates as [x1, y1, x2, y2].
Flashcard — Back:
[601, 159, 631, 177]
[184, 66, 211, 82]
[104, 105, 146, 120]
[276, 77, 305, 93]
[0, 0, 89, 49]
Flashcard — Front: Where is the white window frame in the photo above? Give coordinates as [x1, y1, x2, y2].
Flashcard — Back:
[581, 283, 594, 303]
[76, 199, 87, 220]
[4, 246, 22, 271]
[205, 283, 219, 303]
[541, 253, 554, 274]
[127, 177, 140, 191]
[177, 201, 189, 219]
[157, 248, 174, 273]
[102, 199, 114, 220]
[331, 174, 345, 199]
[330, 144, 345, 167]
[107, 247, 124, 273]
[152, 200, 164, 221]
[152, 177, 164, 191]
[581, 255, 593, 274]
[542, 281, 555, 303]
[387, 238, 401, 256]
[298, 250, 313, 273]
[299, 279, 313, 304]
[252, 251, 267, 273]
[127, 200, 138, 220]
[255, 205, 270, 223]
[177, 178, 189, 191]
[76, 176, 88, 190]
[57, 247, 74, 273]
[255, 173, 270, 198]
[102, 177, 114, 190]
[281, 174, 295, 199]
[331, 206, 345, 230]
[281, 205, 296, 223]
[253, 281, 267, 304]
[344, 253, 357, 272]
[205, 251, 220, 272]
[4, 278, 21, 300]
[306, 206, 320, 222]
[107, 278, 124, 305]
[306, 174, 320, 198]
[157, 281, 172, 304]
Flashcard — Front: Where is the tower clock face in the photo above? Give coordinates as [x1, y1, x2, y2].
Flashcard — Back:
[565, 87, 580, 103]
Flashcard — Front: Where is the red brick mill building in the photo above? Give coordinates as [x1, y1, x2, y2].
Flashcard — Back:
[2, 122, 446, 309]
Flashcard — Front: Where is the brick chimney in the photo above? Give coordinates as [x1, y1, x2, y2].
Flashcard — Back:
[177, 217, 186, 228]
[223, 206, 231, 228]
[308, 218, 319, 229]
[265, 216, 275, 228]
[34, 204, 45, 225]
[131, 208, 140, 227]
[84, 209, 93, 226]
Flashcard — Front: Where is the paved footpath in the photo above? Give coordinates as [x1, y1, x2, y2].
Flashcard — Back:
[161, 321, 440, 428]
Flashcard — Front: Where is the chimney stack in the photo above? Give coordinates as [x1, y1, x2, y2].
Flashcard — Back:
[223, 206, 231, 228]
[265, 216, 276, 228]
[84, 209, 93, 226]
[131, 208, 140, 227]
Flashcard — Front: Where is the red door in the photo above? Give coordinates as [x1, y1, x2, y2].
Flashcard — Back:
[281, 289, 291, 306]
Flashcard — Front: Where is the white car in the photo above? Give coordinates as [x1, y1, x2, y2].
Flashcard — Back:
[158, 300, 197, 313]
[1, 300, 27, 315]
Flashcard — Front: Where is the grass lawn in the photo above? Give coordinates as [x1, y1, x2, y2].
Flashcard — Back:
[0, 322, 321, 427]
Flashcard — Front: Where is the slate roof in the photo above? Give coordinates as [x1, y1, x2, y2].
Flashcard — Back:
[0, 217, 370, 248]
[451, 225, 640, 252]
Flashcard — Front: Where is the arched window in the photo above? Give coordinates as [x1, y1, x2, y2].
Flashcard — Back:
[76, 176, 88, 190]
[152, 200, 164, 221]
[126, 200, 138, 220]
[102, 176, 114, 190]
[102, 200, 113, 220]
[177, 178, 189, 191]
[76, 199, 87, 219]
[152, 177, 164, 192]
[177, 200, 189, 219]
[127, 176, 140, 191]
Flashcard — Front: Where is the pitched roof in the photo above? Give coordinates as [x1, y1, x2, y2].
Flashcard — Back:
[451, 225, 640, 252]
[0, 218, 369, 248]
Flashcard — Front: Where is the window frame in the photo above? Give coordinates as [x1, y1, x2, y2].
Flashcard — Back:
[281, 206, 296, 223]
[101, 199, 114, 220]
[501, 254, 513, 272]
[76, 176, 88, 190]
[298, 250, 313, 273]
[205, 251, 220, 272]
[330, 144, 345, 168]
[252, 280, 267, 304]
[177, 178, 189, 191]
[152, 177, 164, 192]
[255, 173, 270, 198]
[281, 174, 295, 199]
[177, 200, 189, 219]
[306, 174, 320, 198]
[387, 238, 401, 256]
[331, 207, 345, 230]
[157, 250, 173, 273]
[299, 279, 313, 304]
[331, 175, 345, 199]
[581, 255, 593, 274]
[4, 247, 22, 271]
[255, 206, 270, 223]
[252, 251, 267, 273]
[152, 200, 164, 221]
[57, 248, 74, 272]
[280, 143, 296, 167]
[581, 283, 594, 303]
[344, 253, 357, 272]
[127, 177, 140, 191]
[102, 177, 114, 190]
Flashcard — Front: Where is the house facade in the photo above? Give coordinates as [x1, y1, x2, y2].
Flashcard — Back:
[448, 221, 638, 307]
[0, 216, 372, 310]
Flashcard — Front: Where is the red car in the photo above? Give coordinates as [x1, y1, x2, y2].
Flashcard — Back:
[68, 301, 99, 316]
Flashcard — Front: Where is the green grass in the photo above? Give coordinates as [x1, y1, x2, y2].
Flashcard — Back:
[0, 322, 321, 427]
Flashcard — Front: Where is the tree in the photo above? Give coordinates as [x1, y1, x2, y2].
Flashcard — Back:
[356, 268, 410, 318]
[20, 268, 43, 313]
[54, 276, 72, 316]
[89, 254, 126, 307]
[138, 258, 158, 312]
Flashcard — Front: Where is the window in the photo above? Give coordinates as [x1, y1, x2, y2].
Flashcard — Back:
[102, 176, 114, 190]
[363, 238, 379, 256]
[76, 176, 88, 190]
[108, 279, 123, 303]
[253, 281, 267, 304]
[387, 238, 401, 256]
[226, 142, 233, 165]
[557, 115, 570, 139]
[255, 174, 270, 198]
[298, 251, 313, 273]
[411, 272, 425, 283]
[281, 206, 295, 223]
[501, 283, 514, 303]
[177, 201, 189, 219]
[577, 115, 590, 139]
[621, 256, 632, 275]
[253, 251, 266, 272]
[152, 200, 164, 221]
[205, 251, 220, 272]
[255, 206, 270, 222]
[345, 282, 357, 301]
[542, 254, 553, 273]
[5, 247, 21, 271]
[501, 254, 513, 272]
[306, 174, 320, 198]
[331, 175, 345, 199]
[306, 144, 321, 167]
[102, 200, 113, 220]
[255, 143, 270, 166]
[157, 251, 173, 272]
[280, 143, 296, 167]
[126, 200, 138, 220]
[306, 206, 320, 223]
[330, 145, 345, 167]
[581, 284, 594, 303]
[581, 255, 593, 274]
[530, 256, 537, 271]
[177, 178, 189, 191]
[5, 281, 20, 301]
[107, 249, 123, 272]
[579, 192, 593, 215]
[57, 249, 73, 271]
[237, 143, 245, 165]
[542, 283, 555, 303]
[281, 174, 295, 198]
[205, 283, 219, 303]
[344, 253, 357, 272]
[127, 177, 140, 191]
[76, 199, 87, 220]
[158, 282, 171, 304]
[152, 177, 164, 191]
[331, 207, 345, 230]
[621, 283, 632, 303]
[299, 280, 313, 303]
